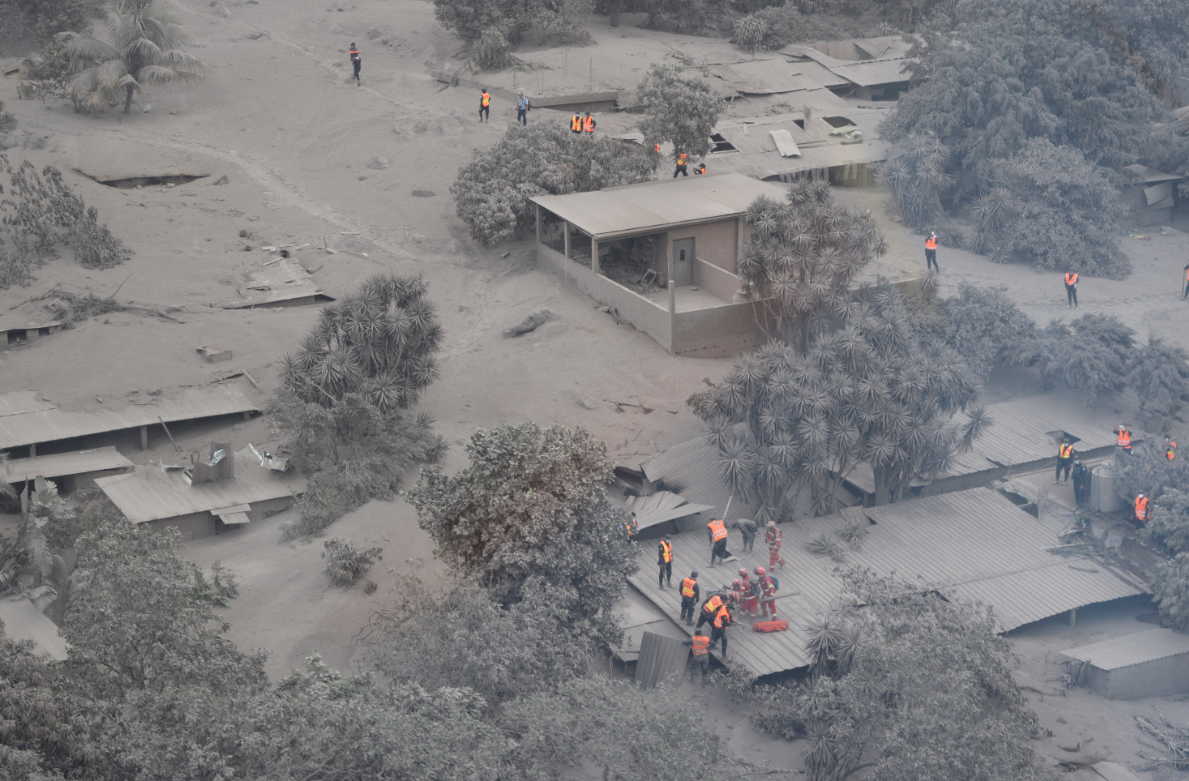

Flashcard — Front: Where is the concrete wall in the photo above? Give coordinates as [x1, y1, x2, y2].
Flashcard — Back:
[538, 243, 672, 352]
[694, 259, 744, 303]
[1088, 654, 1189, 700]
[671, 219, 742, 274]
[148, 512, 217, 542]
[671, 301, 768, 358]
[247, 496, 293, 521]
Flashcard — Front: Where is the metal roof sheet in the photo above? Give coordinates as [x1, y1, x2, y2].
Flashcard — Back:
[625, 490, 715, 531]
[1123, 164, 1181, 184]
[5, 447, 134, 483]
[708, 60, 828, 96]
[94, 445, 305, 524]
[529, 173, 786, 240]
[823, 58, 910, 88]
[640, 432, 758, 521]
[627, 487, 1144, 676]
[1092, 762, 1144, 781]
[0, 597, 68, 661]
[217, 258, 334, 308]
[707, 109, 890, 180]
[1063, 628, 1189, 671]
[0, 388, 260, 451]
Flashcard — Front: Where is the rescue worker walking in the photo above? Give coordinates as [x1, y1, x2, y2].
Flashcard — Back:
[708, 518, 731, 567]
[925, 231, 939, 272]
[729, 518, 758, 553]
[739, 568, 757, 619]
[1165, 435, 1178, 461]
[349, 43, 361, 85]
[1183, 262, 1189, 300]
[755, 566, 778, 620]
[674, 152, 689, 177]
[695, 592, 725, 631]
[657, 536, 673, 589]
[1072, 460, 1092, 510]
[479, 88, 491, 122]
[516, 91, 529, 125]
[1135, 493, 1150, 525]
[583, 112, 596, 134]
[683, 630, 711, 685]
[1055, 440, 1075, 484]
[710, 602, 733, 658]
[1114, 425, 1133, 454]
[1065, 270, 1079, 308]
[679, 571, 700, 625]
[571, 113, 583, 134]
[765, 521, 785, 570]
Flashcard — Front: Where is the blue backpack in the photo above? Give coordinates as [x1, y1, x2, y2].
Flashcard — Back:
[769, 575, 779, 592]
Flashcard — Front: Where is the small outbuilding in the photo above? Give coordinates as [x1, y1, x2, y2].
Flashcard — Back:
[1121, 164, 1180, 227]
[4, 446, 134, 493]
[531, 173, 786, 357]
[1063, 628, 1189, 700]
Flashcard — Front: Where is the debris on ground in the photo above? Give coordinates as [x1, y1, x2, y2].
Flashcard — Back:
[503, 308, 556, 338]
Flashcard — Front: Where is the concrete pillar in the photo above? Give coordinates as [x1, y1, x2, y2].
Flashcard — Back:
[243, 411, 252, 421]
[535, 204, 541, 245]
[665, 232, 674, 287]
[28, 443, 36, 457]
[736, 216, 746, 273]
[668, 279, 676, 316]
[591, 237, 600, 275]
[1069, 608, 1077, 627]
[563, 220, 570, 260]
[140, 425, 148, 451]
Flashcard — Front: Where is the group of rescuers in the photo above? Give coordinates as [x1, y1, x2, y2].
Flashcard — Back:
[1056, 426, 1177, 527]
[649, 516, 786, 685]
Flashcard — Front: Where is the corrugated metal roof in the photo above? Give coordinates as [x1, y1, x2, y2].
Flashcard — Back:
[635, 631, 689, 687]
[770, 130, 801, 157]
[0, 388, 260, 451]
[1123, 164, 1181, 184]
[94, 445, 305, 524]
[5, 447, 134, 483]
[823, 58, 910, 88]
[707, 109, 890, 180]
[0, 597, 68, 661]
[625, 490, 714, 531]
[707, 60, 843, 98]
[1063, 628, 1189, 671]
[530, 173, 786, 240]
[1092, 762, 1144, 781]
[217, 258, 334, 308]
[640, 432, 758, 521]
[627, 486, 1144, 676]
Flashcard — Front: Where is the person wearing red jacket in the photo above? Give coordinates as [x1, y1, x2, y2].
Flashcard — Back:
[755, 566, 778, 620]
[765, 521, 785, 569]
[738, 567, 757, 618]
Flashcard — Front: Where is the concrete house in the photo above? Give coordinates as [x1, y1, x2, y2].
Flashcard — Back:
[530, 173, 786, 357]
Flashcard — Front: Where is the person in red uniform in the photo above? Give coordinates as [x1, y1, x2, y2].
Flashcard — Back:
[583, 112, 596, 134]
[755, 566, 778, 620]
[738, 567, 757, 618]
[683, 630, 711, 685]
[765, 521, 785, 570]
[1064, 270, 1079, 308]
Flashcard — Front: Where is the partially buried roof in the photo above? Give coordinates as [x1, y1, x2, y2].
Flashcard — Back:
[5, 446, 133, 483]
[639, 429, 757, 522]
[1063, 628, 1189, 671]
[1123, 164, 1181, 184]
[627, 487, 1145, 677]
[0, 597, 68, 661]
[530, 173, 786, 240]
[0, 388, 259, 452]
[623, 490, 714, 531]
[704, 60, 848, 108]
[217, 257, 334, 308]
[95, 445, 306, 524]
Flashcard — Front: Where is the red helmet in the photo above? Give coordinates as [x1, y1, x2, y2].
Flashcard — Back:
[754, 566, 766, 577]
[732, 579, 742, 588]
[738, 568, 749, 578]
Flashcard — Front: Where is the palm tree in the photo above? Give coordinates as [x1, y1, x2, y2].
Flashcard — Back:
[63, 0, 204, 115]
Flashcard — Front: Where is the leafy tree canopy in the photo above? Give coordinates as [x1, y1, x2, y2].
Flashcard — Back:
[1011, 313, 1134, 405]
[432, 0, 591, 44]
[637, 62, 725, 160]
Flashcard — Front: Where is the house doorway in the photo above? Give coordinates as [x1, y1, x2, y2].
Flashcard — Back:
[672, 238, 695, 287]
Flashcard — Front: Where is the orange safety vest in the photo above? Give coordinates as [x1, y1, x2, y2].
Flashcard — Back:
[571, 115, 582, 131]
[1167, 441, 1178, 460]
[691, 635, 709, 656]
[708, 519, 728, 542]
[349, 48, 359, 60]
[681, 577, 697, 598]
[583, 115, 595, 132]
[713, 605, 731, 629]
[925, 236, 938, 250]
[702, 595, 724, 614]
[677, 153, 687, 167]
[1059, 443, 1073, 459]
[660, 540, 673, 563]
[1136, 496, 1149, 522]
[697, 164, 706, 174]
[1065, 272, 1078, 286]
[654, 143, 661, 153]
[1118, 429, 1131, 449]
[481, 92, 490, 107]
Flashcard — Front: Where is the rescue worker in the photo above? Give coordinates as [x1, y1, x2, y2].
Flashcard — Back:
[730, 578, 746, 612]
[728, 518, 758, 553]
[755, 565, 778, 620]
[653, 142, 661, 154]
[583, 112, 596, 134]
[1064, 270, 1079, 308]
[349, 43, 361, 86]
[617, 512, 637, 544]
[765, 520, 785, 570]
[1165, 435, 1178, 461]
[479, 88, 491, 122]
[1135, 493, 1150, 524]
[679, 570, 700, 625]
[1072, 460, 1092, 510]
[657, 536, 673, 589]
[707, 517, 731, 567]
[710, 602, 733, 658]
[694, 162, 707, 175]
[925, 231, 939, 272]
[674, 152, 689, 177]
[682, 630, 711, 685]
[516, 91, 530, 125]
[739, 568, 757, 619]
[695, 591, 725, 631]
[1114, 424, 1133, 454]
[1183, 262, 1189, 300]
[1055, 439, 1075, 484]
[571, 113, 583, 134]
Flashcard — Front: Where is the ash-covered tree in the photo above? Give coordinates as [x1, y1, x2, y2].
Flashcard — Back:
[637, 63, 725, 161]
[408, 423, 636, 645]
[1126, 336, 1189, 422]
[452, 120, 655, 245]
[692, 182, 984, 515]
[1011, 313, 1134, 405]
[432, 0, 592, 44]
[875, 135, 952, 232]
[750, 569, 1052, 781]
[271, 274, 446, 537]
[1141, 488, 1189, 557]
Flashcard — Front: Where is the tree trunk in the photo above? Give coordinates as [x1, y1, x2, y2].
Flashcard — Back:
[123, 83, 134, 114]
[873, 466, 892, 506]
[609, 0, 623, 27]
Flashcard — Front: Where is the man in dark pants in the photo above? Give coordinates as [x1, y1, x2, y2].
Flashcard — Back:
[516, 91, 529, 125]
[1055, 440, 1074, 484]
[349, 43, 361, 86]
[1072, 461, 1091, 510]
[679, 571, 700, 625]
[1065, 270, 1079, 308]
[683, 630, 710, 686]
[657, 536, 673, 588]
[925, 231, 939, 272]
[479, 88, 490, 122]
[707, 518, 730, 566]
[673, 152, 688, 177]
[709, 603, 733, 658]
[695, 592, 724, 631]
[729, 518, 757, 553]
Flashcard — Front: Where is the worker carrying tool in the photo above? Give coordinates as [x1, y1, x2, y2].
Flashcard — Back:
[709, 602, 733, 658]
[683, 630, 711, 686]
[695, 592, 725, 631]
[707, 518, 731, 567]
[765, 521, 785, 569]
[679, 571, 700, 625]
[1114, 424, 1133, 454]
[657, 536, 673, 589]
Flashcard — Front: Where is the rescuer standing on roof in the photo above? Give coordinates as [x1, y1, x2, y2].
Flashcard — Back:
[739, 568, 757, 619]
[657, 536, 673, 589]
[682, 629, 711, 685]
[755, 566, 778, 621]
[707, 517, 730, 566]
[1072, 460, 1092, 510]
[479, 88, 491, 122]
[1135, 493, 1150, 525]
[729, 518, 757, 553]
[1055, 439, 1075, 484]
[696, 591, 725, 631]
[765, 520, 785, 570]
[679, 570, 700, 625]
[925, 231, 939, 273]
[1114, 424, 1133, 454]
[710, 601, 733, 658]
[349, 43, 361, 86]
[1065, 270, 1079, 308]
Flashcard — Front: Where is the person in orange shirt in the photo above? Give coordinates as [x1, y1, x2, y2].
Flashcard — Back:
[682, 630, 711, 685]
[707, 518, 731, 566]
[1064, 270, 1079, 308]
[1166, 435, 1178, 461]
[479, 88, 490, 123]
[925, 231, 939, 272]
[349, 43, 361, 86]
